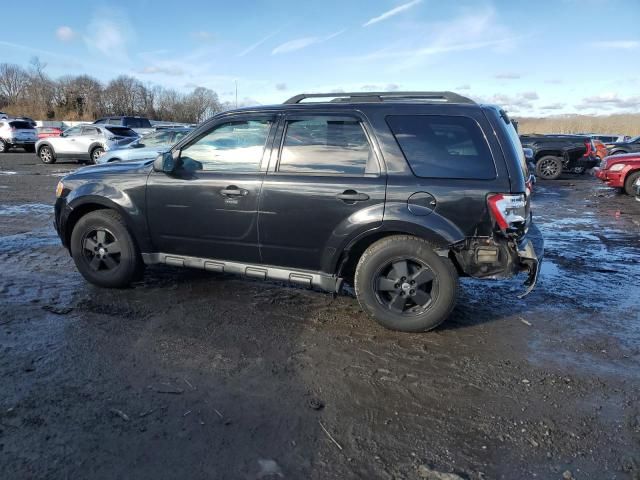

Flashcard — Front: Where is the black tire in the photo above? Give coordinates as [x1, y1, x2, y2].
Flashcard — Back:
[24, 145, 35, 153]
[535, 155, 563, 180]
[354, 235, 458, 332]
[70, 210, 143, 288]
[624, 171, 640, 196]
[90, 146, 104, 164]
[0, 140, 7, 153]
[38, 145, 56, 164]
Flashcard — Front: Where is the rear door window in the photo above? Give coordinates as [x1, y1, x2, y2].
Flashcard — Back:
[386, 115, 496, 179]
[81, 126, 100, 135]
[278, 117, 375, 175]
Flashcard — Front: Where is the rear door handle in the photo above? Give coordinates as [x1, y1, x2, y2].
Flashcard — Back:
[336, 190, 370, 202]
[221, 186, 249, 197]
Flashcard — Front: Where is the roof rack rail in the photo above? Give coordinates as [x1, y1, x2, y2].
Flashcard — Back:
[283, 91, 476, 105]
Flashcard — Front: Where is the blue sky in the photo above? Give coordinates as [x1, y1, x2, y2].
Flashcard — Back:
[1, 0, 639, 116]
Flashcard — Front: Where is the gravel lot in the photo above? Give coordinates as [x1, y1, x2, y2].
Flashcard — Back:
[1, 152, 639, 480]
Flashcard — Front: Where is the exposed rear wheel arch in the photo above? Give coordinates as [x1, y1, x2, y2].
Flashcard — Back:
[338, 230, 455, 282]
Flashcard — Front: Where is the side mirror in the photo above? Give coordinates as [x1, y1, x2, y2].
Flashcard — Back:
[153, 151, 175, 173]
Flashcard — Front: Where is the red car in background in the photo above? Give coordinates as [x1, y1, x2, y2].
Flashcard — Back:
[595, 153, 640, 195]
[37, 127, 63, 139]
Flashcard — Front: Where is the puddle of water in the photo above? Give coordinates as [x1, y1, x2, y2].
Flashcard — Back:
[0, 203, 53, 216]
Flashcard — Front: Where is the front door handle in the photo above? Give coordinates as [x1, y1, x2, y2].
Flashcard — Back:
[336, 190, 370, 202]
[221, 186, 249, 197]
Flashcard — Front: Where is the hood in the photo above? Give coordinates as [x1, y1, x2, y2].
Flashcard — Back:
[603, 153, 640, 168]
[68, 158, 154, 178]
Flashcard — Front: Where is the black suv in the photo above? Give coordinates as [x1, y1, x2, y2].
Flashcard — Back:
[54, 92, 543, 332]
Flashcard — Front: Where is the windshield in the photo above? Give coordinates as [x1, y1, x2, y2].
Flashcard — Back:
[629, 135, 640, 143]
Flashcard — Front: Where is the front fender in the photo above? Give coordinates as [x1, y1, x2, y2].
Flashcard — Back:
[64, 181, 151, 251]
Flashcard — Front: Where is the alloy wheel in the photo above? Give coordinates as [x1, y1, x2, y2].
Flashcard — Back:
[92, 148, 104, 162]
[40, 147, 52, 162]
[82, 228, 121, 272]
[539, 158, 560, 178]
[373, 258, 437, 315]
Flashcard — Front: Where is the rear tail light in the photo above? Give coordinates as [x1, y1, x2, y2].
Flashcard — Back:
[487, 193, 527, 233]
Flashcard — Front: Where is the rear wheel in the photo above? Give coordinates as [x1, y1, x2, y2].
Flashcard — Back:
[535, 155, 563, 180]
[0, 140, 7, 153]
[624, 171, 640, 196]
[38, 145, 56, 164]
[354, 236, 458, 332]
[24, 145, 35, 153]
[70, 210, 143, 288]
[90, 146, 104, 164]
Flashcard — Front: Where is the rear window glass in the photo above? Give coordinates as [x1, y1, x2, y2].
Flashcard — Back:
[386, 115, 496, 179]
[105, 126, 138, 137]
[10, 121, 33, 129]
[125, 118, 152, 128]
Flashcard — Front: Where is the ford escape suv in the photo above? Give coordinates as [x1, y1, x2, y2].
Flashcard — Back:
[54, 92, 543, 332]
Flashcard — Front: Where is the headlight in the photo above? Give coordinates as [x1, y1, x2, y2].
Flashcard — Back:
[55, 181, 64, 198]
[610, 164, 625, 172]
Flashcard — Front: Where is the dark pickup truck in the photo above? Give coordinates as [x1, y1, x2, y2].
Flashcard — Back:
[519, 134, 599, 180]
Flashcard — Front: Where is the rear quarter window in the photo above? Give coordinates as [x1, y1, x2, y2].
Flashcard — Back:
[106, 126, 138, 137]
[386, 115, 496, 179]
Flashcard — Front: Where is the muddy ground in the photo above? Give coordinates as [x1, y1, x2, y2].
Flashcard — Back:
[0, 153, 639, 480]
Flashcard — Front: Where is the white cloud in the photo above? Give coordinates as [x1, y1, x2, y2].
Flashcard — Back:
[495, 72, 521, 79]
[238, 31, 279, 57]
[540, 103, 566, 110]
[138, 65, 185, 76]
[363, 0, 422, 27]
[576, 93, 640, 110]
[84, 9, 134, 62]
[351, 7, 521, 70]
[275, 83, 287, 91]
[456, 84, 471, 90]
[521, 91, 539, 100]
[590, 40, 639, 50]
[191, 31, 214, 42]
[56, 26, 75, 42]
[272, 30, 344, 55]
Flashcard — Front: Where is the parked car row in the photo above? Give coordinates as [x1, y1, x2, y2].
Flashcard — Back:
[519, 134, 599, 180]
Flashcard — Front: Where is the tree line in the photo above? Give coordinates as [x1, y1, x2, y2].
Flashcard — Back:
[0, 58, 230, 124]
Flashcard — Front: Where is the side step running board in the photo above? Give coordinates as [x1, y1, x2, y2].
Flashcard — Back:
[141, 253, 340, 292]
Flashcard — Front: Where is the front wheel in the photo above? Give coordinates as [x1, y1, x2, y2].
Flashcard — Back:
[535, 155, 563, 180]
[624, 171, 640, 196]
[70, 210, 143, 288]
[354, 236, 458, 332]
[38, 145, 56, 164]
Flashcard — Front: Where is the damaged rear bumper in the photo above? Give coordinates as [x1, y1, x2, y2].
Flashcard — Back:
[516, 223, 544, 298]
[453, 222, 544, 297]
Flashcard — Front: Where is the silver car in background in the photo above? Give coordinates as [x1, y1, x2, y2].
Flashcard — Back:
[0, 119, 38, 153]
[36, 124, 139, 164]
[96, 127, 193, 164]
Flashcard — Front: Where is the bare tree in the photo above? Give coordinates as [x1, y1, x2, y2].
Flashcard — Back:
[0, 63, 29, 105]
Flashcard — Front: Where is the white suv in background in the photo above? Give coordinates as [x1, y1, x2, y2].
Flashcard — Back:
[0, 119, 38, 153]
[36, 124, 139, 164]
